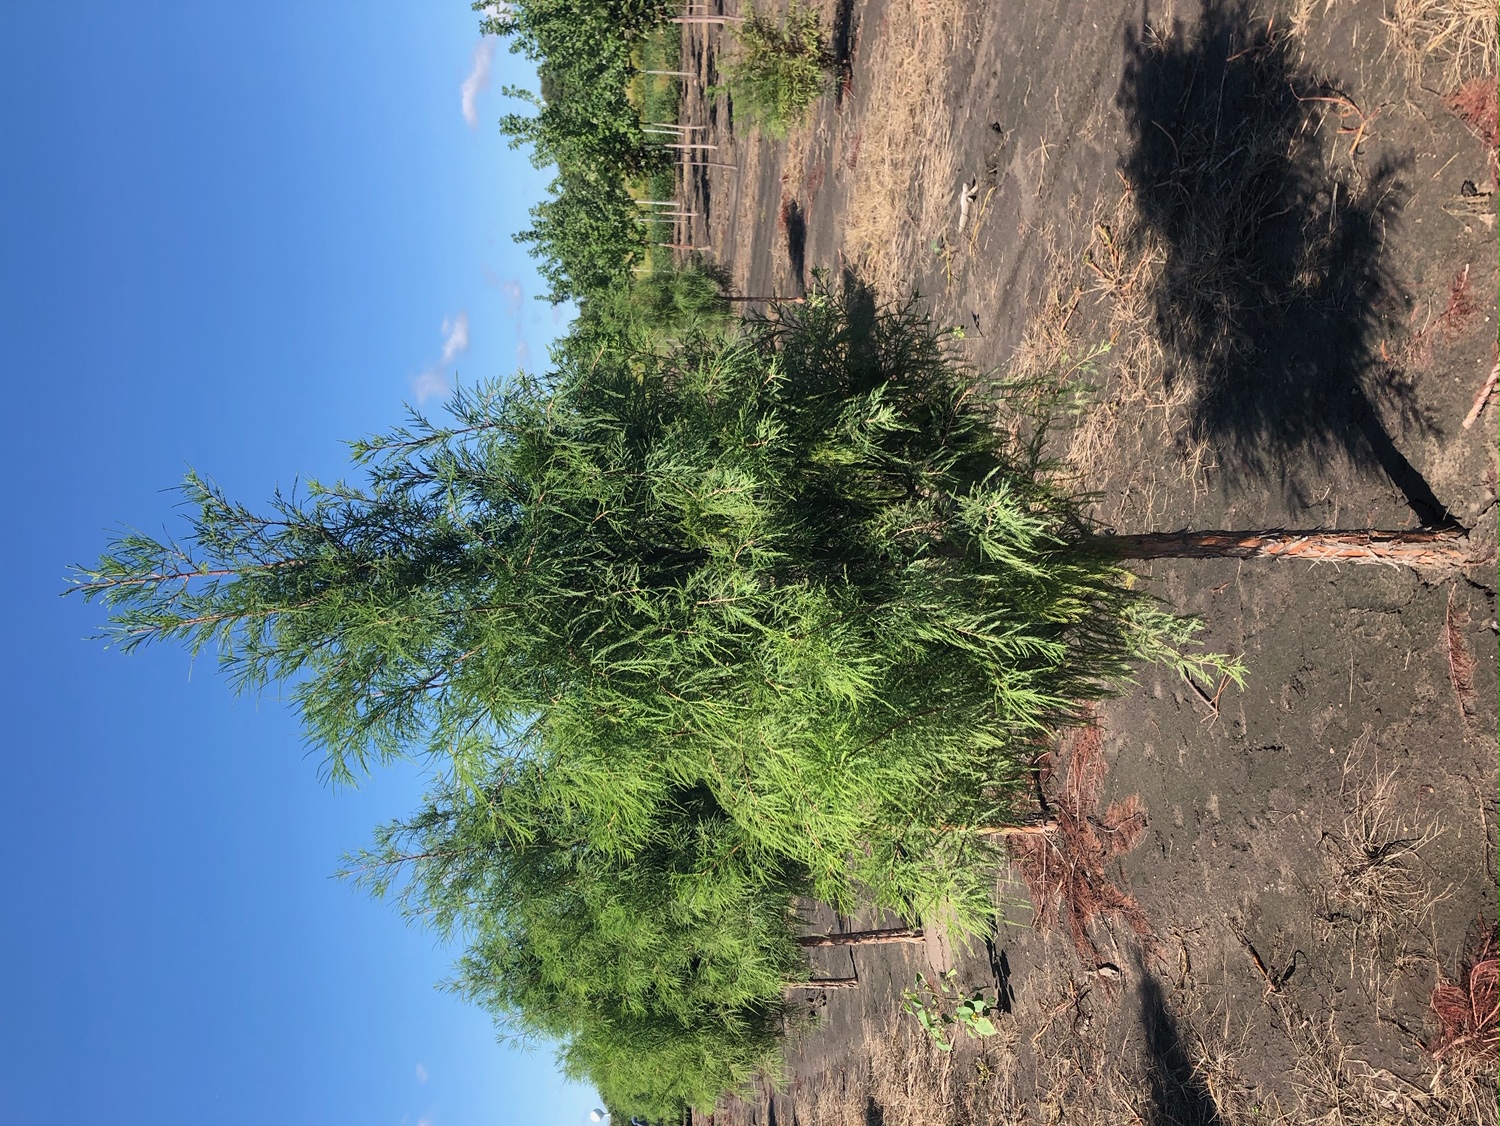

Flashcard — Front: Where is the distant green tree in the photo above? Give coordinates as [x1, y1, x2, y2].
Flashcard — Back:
[346, 771, 798, 1114]
[560, 258, 738, 360]
[476, 0, 681, 300]
[717, 2, 833, 138]
[517, 168, 648, 302]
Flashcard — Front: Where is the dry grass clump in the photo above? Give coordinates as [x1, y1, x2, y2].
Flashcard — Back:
[1316, 753, 1447, 990]
[838, 0, 966, 297]
[1385, 0, 1498, 86]
[1066, 193, 1212, 491]
[801, 1018, 1021, 1126]
[1281, 1005, 1459, 1126]
[788, 979, 1496, 1126]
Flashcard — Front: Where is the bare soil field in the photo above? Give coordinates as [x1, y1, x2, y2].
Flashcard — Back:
[673, 1, 1497, 1121]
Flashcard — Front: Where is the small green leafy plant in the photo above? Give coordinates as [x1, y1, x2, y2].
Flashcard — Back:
[901, 970, 1001, 1051]
[716, 2, 831, 138]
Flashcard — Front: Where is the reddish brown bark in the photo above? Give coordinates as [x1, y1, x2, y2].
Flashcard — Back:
[1099, 527, 1480, 568]
[795, 927, 923, 948]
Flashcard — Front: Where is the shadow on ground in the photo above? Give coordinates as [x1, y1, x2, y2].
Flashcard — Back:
[1118, 0, 1455, 526]
[1139, 971, 1224, 1126]
[781, 198, 808, 292]
[831, 0, 857, 104]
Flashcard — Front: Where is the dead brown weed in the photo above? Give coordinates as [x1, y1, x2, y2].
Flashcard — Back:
[1008, 724, 1161, 971]
[1396, 265, 1481, 374]
[1445, 75, 1499, 183]
[1429, 919, 1500, 1070]
[1444, 589, 1478, 720]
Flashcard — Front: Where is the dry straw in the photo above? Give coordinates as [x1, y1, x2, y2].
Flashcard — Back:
[1385, 0, 1499, 86]
[839, 0, 967, 297]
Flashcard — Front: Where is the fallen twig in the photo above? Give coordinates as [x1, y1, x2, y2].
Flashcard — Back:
[1445, 589, 1476, 719]
[978, 821, 1060, 837]
[1234, 929, 1281, 996]
[786, 976, 860, 989]
[956, 177, 980, 234]
[1461, 360, 1498, 429]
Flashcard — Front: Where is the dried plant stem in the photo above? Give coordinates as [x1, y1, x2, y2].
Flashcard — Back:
[974, 821, 1059, 836]
[1445, 590, 1476, 717]
[1461, 361, 1498, 429]
[786, 976, 861, 989]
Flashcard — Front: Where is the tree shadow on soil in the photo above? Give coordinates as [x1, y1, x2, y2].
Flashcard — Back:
[1139, 971, 1224, 1126]
[1117, 0, 1455, 527]
[781, 198, 808, 293]
[832, 0, 857, 105]
[984, 936, 1017, 1013]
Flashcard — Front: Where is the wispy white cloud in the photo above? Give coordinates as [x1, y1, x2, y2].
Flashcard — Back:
[461, 38, 498, 127]
[411, 369, 450, 405]
[440, 312, 469, 362]
[515, 339, 531, 371]
[415, 1063, 429, 1085]
[498, 279, 524, 317]
[411, 312, 470, 404]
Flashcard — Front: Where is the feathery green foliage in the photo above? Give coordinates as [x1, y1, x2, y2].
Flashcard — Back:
[75, 286, 1236, 905]
[346, 772, 799, 1114]
[561, 258, 737, 364]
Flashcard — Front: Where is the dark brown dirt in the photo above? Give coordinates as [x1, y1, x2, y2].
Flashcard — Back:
[672, 1, 1497, 1121]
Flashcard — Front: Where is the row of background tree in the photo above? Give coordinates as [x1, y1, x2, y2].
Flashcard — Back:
[478, 0, 684, 303]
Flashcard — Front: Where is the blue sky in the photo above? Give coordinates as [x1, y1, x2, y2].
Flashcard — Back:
[0, 5, 594, 1124]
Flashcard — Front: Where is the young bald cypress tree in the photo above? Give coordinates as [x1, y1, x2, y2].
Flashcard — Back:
[73, 286, 1243, 933]
[73, 285, 1282, 1114]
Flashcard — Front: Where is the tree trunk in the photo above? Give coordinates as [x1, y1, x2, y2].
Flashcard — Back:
[796, 926, 923, 948]
[785, 976, 860, 989]
[974, 821, 1058, 836]
[1098, 527, 1479, 569]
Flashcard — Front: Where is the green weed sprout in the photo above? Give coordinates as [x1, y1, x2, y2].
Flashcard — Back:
[902, 970, 1001, 1051]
